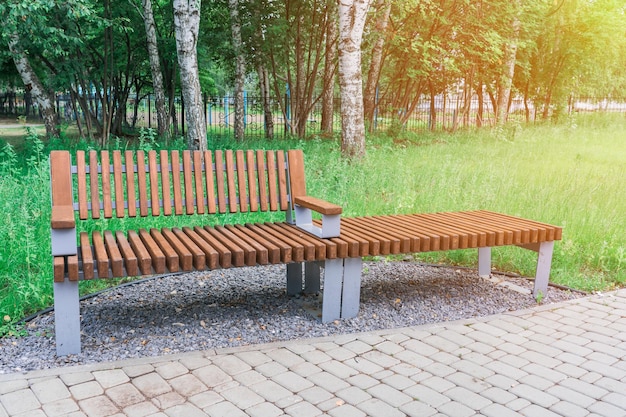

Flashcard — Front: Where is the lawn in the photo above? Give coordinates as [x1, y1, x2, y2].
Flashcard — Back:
[1, 113, 624, 334]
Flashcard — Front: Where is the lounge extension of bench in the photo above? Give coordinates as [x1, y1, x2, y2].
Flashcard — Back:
[50, 149, 562, 355]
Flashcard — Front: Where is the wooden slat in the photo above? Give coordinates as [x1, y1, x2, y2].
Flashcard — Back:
[256, 150, 268, 212]
[203, 226, 245, 267]
[361, 215, 428, 252]
[137, 229, 166, 274]
[442, 212, 506, 246]
[266, 151, 278, 211]
[193, 151, 205, 214]
[172, 227, 206, 270]
[344, 217, 404, 254]
[247, 150, 258, 212]
[225, 150, 238, 213]
[276, 223, 330, 260]
[434, 212, 494, 247]
[276, 150, 288, 211]
[171, 150, 183, 215]
[148, 151, 160, 216]
[204, 151, 217, 214]
[127, 230, 153, 275]
[113, 151, 125, 218]
[160, 150, 172, 216]
[215, 225, 257, 266]
[405, 213, 479, 248]
[162, 228, 194, 271]
[136, 151, 149, 217]
[287, 149, 306, 199]
[92, 231, 109, 278]
[149, 229, 180, 272]
[76, 151, 89, 219]
[241, 224, 293, 264]
[215, 150, 227, 213]
[67, 255, 79, 281]
[80, 232, 95, 279]
[182, 227, 219, 269]
[340, 219, 384, 255]
[103, 230, 124, 277]
[236, 150, 248, 212]
[89, 151, 100, 219]
[53, 257, 65, 282]
[115, 231, 138, 277]
[193, 226, 232, 268]
[464, 211, 517, 245]
[182, 151, 195, 215]
[253, 223, 305, 262]
[101, 151, 113, 218]
[125, 151, 137, 217]
[229, 224, 279, 264]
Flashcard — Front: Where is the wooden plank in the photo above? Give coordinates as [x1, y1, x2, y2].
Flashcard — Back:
[404, 213, 480, 248]
[137, 229, 166, 274]
[182, 150, 195, 214]
[225, 150, 238, 213]
[480, 210, 559, 242]
[246, 150, 258, 212]
[51, 206, 75, 229]
[92, 231, 109, 278]
[442, 212, 507, 246]
[136, 151, 149, 217]
[75, 150, 89, 219]
[125, 150, 137, 217]
[256, 150, 268, 211]
[275, 223, 330, 260]
[127, 230, 153, 275]
[80, 232, 94, 279]
[464, 211, 519, 245]
[193, 226, 232, 268]
[236, 150, 248, 212]
[193, 151, 205, 214]
[433, 212, 494, 247]
[203, 226, 245, 267]
[266, 151, 278, 211]
[162, 228, 194, 271]
[215, 150, 227, 213]
[149, 229, 180, 272]
[89, 151, 100, 219]
[112, 151, 125, 218]
[230, 224, 279, 264]
[160, 150, 172, 216]
[215, 225, 257, 266]
[352, 215, 419, 253]
[103, 230, 124, 277]
[101, 151, 113, 218]
[241, 223, 293, 264]
[148, 150, 160, 216]
[204, 151, 217, 214]
[182, 227, 219, 269]
[375, 214, 451, 251]
[67, 256, 79, 281]
[171, 150, 183, 215]
[276, 150, 288, 211]
[115, 231, 139, 277]
[287, 149, 306, 199]
[264, 222, 314, 261]
[172, 227, 206, 270]
[53, 257, 65, 282]
[341, 219, 387, 255]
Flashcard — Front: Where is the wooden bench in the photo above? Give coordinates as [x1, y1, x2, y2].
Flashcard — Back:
[50, 149, 562, 355]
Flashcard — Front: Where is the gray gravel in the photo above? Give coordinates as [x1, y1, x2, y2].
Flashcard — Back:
[0, 262, 583, 375]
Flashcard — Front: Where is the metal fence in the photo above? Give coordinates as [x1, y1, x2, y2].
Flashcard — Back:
[2, 90, 626, 138]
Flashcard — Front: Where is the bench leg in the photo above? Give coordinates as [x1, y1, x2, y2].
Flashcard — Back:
[286, 262, 303, 296]
[304, 261, 321, 294]
[533, 241, 555, 298]
[341, 258, 362, 319]
[287, 262, 323, 295]
[478, 247, 492, 277]
[54, 280, 81, 355]
[321, 258, 363, 322]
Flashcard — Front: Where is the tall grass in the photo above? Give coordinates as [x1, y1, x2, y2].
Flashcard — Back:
[0, 115, 624, 334]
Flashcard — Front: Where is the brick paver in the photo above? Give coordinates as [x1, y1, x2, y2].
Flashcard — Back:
[1, 289, 625, 417]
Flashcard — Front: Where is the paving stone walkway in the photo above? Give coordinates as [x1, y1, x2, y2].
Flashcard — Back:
[1, 289, 625, 417]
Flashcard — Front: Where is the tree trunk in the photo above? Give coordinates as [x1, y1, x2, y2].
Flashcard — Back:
[363, 0, 391, 131]
[142, 0, 170, 138]
[173, 0, 207, 150]
[496, 3, 521, 126]
[7, 34, 59, 137]
[337, 0, 371, 158]
[321, 3, 338, 134]
[229, 0, 245, 141]
[258, 65, 274, 139]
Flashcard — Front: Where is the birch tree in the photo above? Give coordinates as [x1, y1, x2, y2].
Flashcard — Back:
[228, 0, 245, 141]
[337, 0, 372, 158]
[173, 0, 207, 150]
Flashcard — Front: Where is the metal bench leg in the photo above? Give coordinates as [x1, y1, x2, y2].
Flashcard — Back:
[304, 261, 321, 294]
[54, 280, 81, 355]
[322, 259, 343, 322]
[286, 262, 303, 296]
[341, 258, 362, 319]
[478, 247, 492, 277]
[533, 241, 555, 298]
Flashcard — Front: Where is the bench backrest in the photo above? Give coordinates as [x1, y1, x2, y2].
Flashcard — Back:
[50, 149, 308, 221]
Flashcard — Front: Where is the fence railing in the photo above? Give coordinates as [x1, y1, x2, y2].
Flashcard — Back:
[2, 91, 626, 138]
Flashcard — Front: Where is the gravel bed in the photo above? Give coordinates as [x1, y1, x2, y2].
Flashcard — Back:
[0, 262, 584, 375]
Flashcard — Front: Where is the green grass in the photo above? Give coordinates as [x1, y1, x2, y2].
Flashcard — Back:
[1, 114, 625, 335]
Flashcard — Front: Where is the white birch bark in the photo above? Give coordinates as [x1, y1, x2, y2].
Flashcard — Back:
[229, 0, 245, 141]
[337, 0, 372, 158]
[142, 0, 170, 138]
[173, 0, 207, 150]
[8, 34, 59, 137]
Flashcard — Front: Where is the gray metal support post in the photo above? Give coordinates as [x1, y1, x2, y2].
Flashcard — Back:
[286, 262, 303, 295]
[478, 247, 492, 277]
[54, 280, 81, 355]
[533, 241, 555, 298]
[304, 261, 321, 294]
[322, 259, 344, 322]
[340, 258, 362, 319]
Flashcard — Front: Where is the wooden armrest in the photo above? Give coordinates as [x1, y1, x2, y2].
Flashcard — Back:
[51, 205, 76, 229]
[294, 196, 342, 215]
